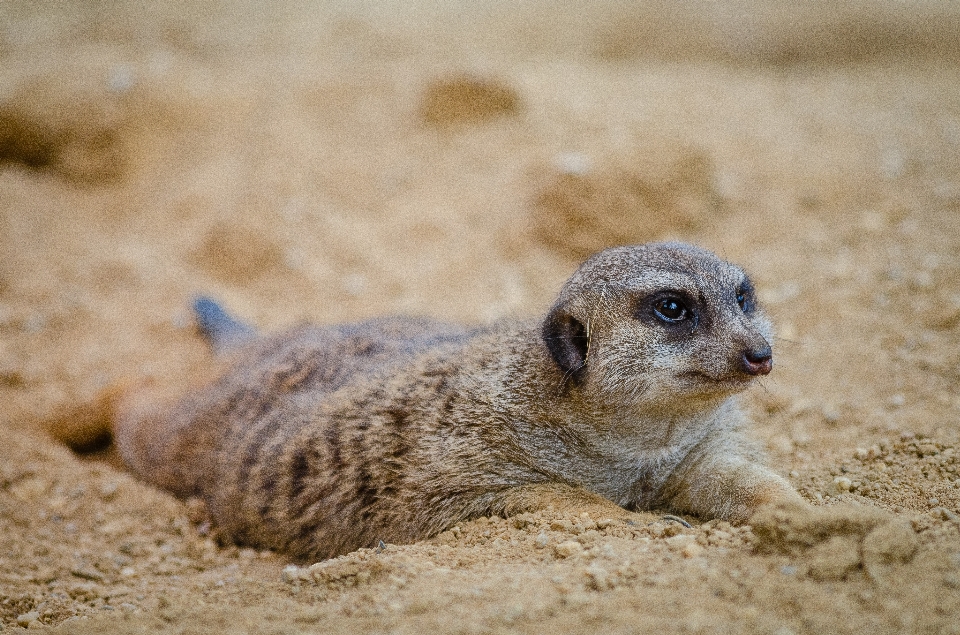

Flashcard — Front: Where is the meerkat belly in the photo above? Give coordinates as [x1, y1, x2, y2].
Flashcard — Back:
[197, 325, 484, 559]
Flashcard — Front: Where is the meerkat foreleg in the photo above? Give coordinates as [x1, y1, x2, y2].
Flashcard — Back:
[660, 435, 807, 524]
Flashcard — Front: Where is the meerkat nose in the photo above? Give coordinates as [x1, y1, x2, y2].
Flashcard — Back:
[742, 345, 773, 376]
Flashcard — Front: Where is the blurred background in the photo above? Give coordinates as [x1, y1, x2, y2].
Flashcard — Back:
[2, 2, 960, 631]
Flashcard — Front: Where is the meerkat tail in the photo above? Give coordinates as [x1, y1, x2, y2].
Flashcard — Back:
[193, 296, 257, 355]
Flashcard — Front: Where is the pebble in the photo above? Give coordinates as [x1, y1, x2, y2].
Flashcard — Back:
[550, 519, 575, 533]
[16, 613, 40, 628]
[281, 564, 304, 583]
[553, 152, 591, 176]
[554, 541, 583, 558]
[99, 482, 119, 500]
[832, 476, 852, 492]
[821, 405, 841, 423]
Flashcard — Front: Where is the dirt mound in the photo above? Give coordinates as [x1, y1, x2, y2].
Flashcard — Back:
[189, 223, 289, 285]
[420, 75, 521, 126]
[531, 145, 723, 259]
[0, 77, 127, 184]
[593, 0, 960, 64]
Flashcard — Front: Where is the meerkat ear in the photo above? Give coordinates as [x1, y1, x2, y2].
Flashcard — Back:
[542, 305, 589, 378]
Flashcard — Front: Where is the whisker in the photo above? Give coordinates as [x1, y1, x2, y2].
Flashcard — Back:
[773, 337, 803, 345]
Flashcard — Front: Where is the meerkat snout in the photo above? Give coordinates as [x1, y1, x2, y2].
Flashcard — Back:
[742, 343, 773, 376]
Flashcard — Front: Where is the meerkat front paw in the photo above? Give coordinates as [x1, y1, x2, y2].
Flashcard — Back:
[723, 478, 808, 525]
[663, 457, 808, 525]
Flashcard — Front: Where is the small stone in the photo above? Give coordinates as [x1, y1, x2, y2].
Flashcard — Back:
[821, 405, 841, 423]
[550, 519, 574, 533]
[99, 482, 119, 500]
[554, 152, 591, 176]
[511, 516, 531, 529]
[889, 395, 905, 408]
[577, 513, 597, 531]
[281, 564, 303, 583]
[554, 541, 584, 558]
[16, 613, 40, 627]
[535, 532, 549, 548]
[928, 498, 940, 506]
[832, 476, 852, 493]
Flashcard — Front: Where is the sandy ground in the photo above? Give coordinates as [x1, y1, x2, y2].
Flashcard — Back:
[2, 1, 960, 632]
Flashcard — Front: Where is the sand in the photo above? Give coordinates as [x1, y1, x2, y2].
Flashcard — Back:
[1, 1, 959, 632]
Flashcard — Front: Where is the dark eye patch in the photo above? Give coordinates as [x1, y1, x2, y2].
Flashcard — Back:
[736, 278, 756, 313]
[638, 289, 699, 328]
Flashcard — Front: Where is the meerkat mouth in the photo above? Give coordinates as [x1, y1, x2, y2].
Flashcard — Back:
[680, 371, 756, 388]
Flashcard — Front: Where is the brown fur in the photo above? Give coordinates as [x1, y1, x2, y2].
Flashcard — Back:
[61, 242, 805, 562]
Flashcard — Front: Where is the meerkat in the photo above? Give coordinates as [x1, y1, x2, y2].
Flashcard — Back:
[58, 242, 805, 562]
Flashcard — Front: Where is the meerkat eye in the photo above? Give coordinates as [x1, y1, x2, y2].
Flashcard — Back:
[736, 286, 754, 313]
[653, 297, 689, 323]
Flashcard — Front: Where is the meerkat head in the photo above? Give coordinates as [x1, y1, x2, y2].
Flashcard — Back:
[542, 242, 774, 411]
